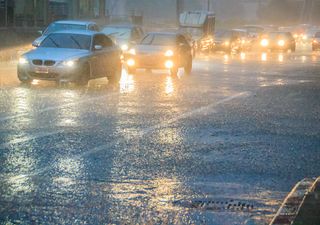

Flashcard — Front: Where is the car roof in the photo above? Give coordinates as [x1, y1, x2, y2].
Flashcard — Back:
[146, 32, 178, 36]
[102, 24, 140, 29]
[53, 20, 96, 26]
[50, 29, 103, 36]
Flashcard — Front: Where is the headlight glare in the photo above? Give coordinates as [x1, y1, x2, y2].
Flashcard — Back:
[19, 57, 28, 65]
[63, 60, 76, 67]
[260, 39, 269, 47]
[278, 40, 285, 46]
[128, 48, 136, 55]
[121, 44, 129, 51]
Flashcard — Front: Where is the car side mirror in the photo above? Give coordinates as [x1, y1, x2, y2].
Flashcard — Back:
[38, 30, 43, 35]
[32, 41, 40, 48]
[94, 45, 103, 51]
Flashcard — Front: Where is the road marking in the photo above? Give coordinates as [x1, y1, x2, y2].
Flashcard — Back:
[1, 91, 251, 182]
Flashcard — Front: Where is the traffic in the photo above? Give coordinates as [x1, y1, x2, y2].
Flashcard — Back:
[17, 11, 320, 86]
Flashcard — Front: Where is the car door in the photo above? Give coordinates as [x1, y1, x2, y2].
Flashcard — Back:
[177, 35, 191, 66]
[91, 34, 107, 78]
[100, 35, 120, 76]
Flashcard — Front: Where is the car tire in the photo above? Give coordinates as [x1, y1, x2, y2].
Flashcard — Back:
[76, 63, 90, 86]
[18, 71, 32, 84]
[170, 67, 178, 76]
[184, 56, 192, 75]
[108, 62, 121, 84]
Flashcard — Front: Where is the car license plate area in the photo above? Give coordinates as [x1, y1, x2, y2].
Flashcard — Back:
[35, 67, 49, 74]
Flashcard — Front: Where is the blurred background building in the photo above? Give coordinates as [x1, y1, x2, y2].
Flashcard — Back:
[0, 0, 319, 29]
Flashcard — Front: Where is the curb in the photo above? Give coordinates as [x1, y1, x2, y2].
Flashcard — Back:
[270, 177, 318, 225]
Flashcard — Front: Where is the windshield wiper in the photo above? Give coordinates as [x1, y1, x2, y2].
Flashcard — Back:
[70, 35, 83, 49]
[48, 37, 60, 47]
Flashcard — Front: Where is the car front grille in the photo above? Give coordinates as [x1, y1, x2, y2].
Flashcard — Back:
[32, 60, 56, 66]
[32, 59, 43, 65]
[29, 72, 58, 79]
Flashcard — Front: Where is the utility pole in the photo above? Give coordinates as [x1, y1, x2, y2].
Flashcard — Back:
[176, 0, 181, 26]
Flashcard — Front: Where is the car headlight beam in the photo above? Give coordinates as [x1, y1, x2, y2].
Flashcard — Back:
[19, 57, 28, 65]
[260, 39, 269, 47]
[63, 60, 76, 67]
[165, 60, 174, 69]
[278, 40, 285, 46]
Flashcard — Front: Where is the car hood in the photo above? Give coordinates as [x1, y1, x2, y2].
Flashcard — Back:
[135, 45, 177, 54]
[24, 47, 90, 61]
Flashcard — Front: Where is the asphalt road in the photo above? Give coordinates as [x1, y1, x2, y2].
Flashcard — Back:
[0, 49, 319, 224]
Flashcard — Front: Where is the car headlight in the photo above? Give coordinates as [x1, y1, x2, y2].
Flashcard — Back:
[164, 50, 174, 57]
[278, 40, 285, 46]
[63, 60, 77, 67]
[224, 41, 230, 46]
[165, 60, 174, 69]
[260, 39, 269, 47]
[121, 44, 129, 51]
[128, 48, 136, 55]
[18, 57, 28, 65]
[127, 58, 135, 67]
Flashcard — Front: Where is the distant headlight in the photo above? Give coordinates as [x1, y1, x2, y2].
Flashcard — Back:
[278, 40, 285, 46]
[128, 48, 136, 55]
[63, 60, 77, 67]
[260, 39, 269, 47]
[165, 60, 174, 69]
[165, 50, 174, 57]
[224, 41, 230, 46]
[18, 57, 28, 65]
[121, 44, 129, 51]
[127, 58, 135, 67]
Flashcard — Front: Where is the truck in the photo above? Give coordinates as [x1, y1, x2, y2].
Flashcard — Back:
[179, 11, 215, 54]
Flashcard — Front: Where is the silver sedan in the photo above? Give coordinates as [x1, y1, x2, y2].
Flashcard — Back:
[18, 30, 122, 85]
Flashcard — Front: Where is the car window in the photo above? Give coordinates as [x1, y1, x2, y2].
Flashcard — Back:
[40, 33, 91, 50]
[141, 34, 176, 46]
[102, 27, 131, 41]
[93, 34, 114, 48]
[44, 23, 87, 35]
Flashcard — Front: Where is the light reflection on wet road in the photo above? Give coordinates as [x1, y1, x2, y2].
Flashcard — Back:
[0, 50, 320, 224]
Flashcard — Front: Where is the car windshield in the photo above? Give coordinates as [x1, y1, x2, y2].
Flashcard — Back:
[180, 27, 203, 38]
[215, 30, 232, 38]
[40, 33, 91, 50]
[102, 27, 131, 41]
[44, 23, 87, 35]
[268, 32, 291, 40]
[140, 34, 176, 46]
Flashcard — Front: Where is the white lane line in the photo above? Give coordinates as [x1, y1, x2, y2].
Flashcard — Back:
[0, 131, 63, 149]
[2, 91, 251, 182]
[0, 92, 119, 122]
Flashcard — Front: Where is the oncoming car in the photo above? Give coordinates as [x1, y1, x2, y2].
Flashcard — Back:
[312, 31, 320, 51]
[18, 30, 122, 85]
[259, 32, 296, 52]
[32, 20, 100, 47]
[101, 24, 144, 52]
[124, 32, 193, 76]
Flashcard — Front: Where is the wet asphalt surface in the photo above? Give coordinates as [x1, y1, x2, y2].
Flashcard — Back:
[0, 48, 320, 224]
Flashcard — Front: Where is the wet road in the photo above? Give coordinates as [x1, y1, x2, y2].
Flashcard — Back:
[0, 49, 320, 224]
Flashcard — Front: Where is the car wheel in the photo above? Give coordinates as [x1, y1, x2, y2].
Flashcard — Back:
[170, 67, 178, 76]
[184, 56, 192, 75]
[108, 62, 121, 84]
[18, 71, 32, 84]
[76, 63, 90, 86]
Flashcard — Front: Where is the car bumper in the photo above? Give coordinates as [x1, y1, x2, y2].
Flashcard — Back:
[18, 62, 84, 82]
[125, 55, 178, 70]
